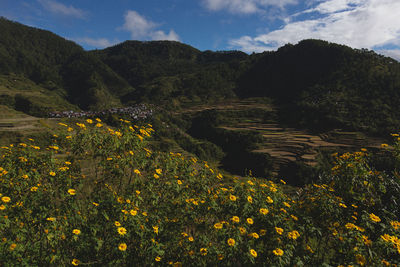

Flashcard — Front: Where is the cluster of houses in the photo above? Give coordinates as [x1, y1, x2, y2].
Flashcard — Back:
[48, 104, 154, 121]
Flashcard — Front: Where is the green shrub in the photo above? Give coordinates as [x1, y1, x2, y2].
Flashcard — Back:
[0, 119, 399, 266]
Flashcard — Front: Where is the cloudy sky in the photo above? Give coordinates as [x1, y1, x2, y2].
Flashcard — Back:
[1, 0, 400, 60]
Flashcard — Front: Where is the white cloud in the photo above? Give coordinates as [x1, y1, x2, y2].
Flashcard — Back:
[151, 30, 180, 41]
[377, 49, 400, 61]
[202, 0, 298, 14]
[37, 0, 86, 19]
[122, 10, 180, 41]
[302, 0, 363, 14]
[229, 0, 400, 53]
[73, 37, 118, 49]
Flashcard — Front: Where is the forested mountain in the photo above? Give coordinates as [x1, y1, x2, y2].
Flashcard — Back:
[1, 17, 400, 134]
[94, 41, 248, 104]
[0, 18, 132, 110]
[237, 39, 400, 134]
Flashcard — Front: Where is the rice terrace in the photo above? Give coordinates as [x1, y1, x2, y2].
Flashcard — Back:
[1, 11, 400, 266]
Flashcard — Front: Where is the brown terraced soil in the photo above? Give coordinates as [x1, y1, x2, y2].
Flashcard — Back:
[180, 99, 387, 174]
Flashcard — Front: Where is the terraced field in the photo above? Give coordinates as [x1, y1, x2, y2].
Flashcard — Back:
[0, 105, 55, 146]
[181, 99, 387, 175]
[223, 123, 384, 172]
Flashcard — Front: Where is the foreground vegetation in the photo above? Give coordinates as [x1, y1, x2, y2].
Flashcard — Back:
[1, 119, 399, 266]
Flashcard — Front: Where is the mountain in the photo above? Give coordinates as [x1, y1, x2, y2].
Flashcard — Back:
[0, 17, 132, 111]
[237, 39, 400, 134]
[94, 41, 248, 105]
[1, 17, 400, 136]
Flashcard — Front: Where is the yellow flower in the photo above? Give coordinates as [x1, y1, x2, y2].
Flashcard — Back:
[114, 221, 121, 227]
[95, 123, 103, 128]
[231, 216, 240, 223]
[280, 179, 286, 184]
[76, 123, 86, 129]
[225, 238, 235, 247]
[247, 196, 253, 203]
[92, 202, 99, 206]
[153, 225, 159, 234]
[369, 213, 381, 223]
[246, 218, 254, 225]
[260, 229, 267, 236]
[250, 249, 257, 257]
[155, 257, 161, 262]
[30, 186, 38, 192]
[154, 174, 160, 179]
[118, 243, 127, 251]
[86, 119, 93, 124]
[22, 174, 28, 179]
[273, 248, 284, 256]
[362, 235, 372, 246]
[130, 209, 137, 216]
[339, 203, 347, 208]
[188, 236, 194, 242]
[391, 221, 400, 230]
[0, 205, 5, 210]
[382, 259, 390, 266]
[260, 208, 269, 215]
[49, 171, 56, 176]
[200, 248, 207, 256]
[288, 230, 300, 240]
[134, 169, 141, 175]
[72, 229, 81, 235]
[266, 196, 273, 204]
[46, 217, 56, 222]
[68, 189, 76, 195]
[355, 254, 366, 266]
[283, 202, 291, 208]
[250, 232, 259, 239]
[214, 222, 223, 229]
[381, 143, 389, 148]
[275, 227, 284, 235]
[1, 196, 11, 203]
[229, 195, 237, 201]
[9, 243, 17, 251]
[177, 180, 182, 185]
[95, 118, 101, 122]
[117, 227, 127, 235]
[71, 259, 80, 266]
[381, 234, 391, 242]
[291, 215, 298, 221]
[239, 227, 246, 234]
[156, 168, 162, 174]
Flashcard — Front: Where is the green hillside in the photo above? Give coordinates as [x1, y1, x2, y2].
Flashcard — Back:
[0, 18, 132, 110]
[237, 39, 400, 134]
[94, 41, 248, 105]
[2, 18, 400, 182]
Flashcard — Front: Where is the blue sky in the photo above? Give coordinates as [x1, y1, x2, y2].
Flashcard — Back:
[1, 0, 400, 60]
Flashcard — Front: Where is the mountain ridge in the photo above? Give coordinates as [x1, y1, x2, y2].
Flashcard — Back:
[1, 17, 400, 135]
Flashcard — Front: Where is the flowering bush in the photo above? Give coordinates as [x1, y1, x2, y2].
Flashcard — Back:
[0, 118, 399, 266]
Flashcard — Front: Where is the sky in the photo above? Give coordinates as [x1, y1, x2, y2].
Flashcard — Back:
[1, 0, 400, 60]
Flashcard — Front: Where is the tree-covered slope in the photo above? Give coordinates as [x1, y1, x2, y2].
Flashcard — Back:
[237, 39, 400, 134]
[0, 18, 132, 111]
[94, 41, 249, 104]
[2, 18, 400, 136]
